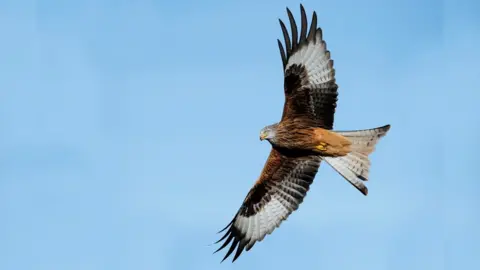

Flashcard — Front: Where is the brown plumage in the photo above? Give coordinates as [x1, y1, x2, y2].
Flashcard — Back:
[214, 4, 391, 263]
[272, 119, 352, 156]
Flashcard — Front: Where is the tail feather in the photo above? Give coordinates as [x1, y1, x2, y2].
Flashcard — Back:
[323, 124, 390, 195]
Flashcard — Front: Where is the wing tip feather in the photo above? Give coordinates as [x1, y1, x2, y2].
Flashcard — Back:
[279, 5, 331, 69]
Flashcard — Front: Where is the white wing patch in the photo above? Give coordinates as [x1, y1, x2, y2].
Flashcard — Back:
[286, 32, 335, 88]
[233, 196, 290, 249]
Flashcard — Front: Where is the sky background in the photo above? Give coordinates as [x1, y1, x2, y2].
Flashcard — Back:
[0, 0, 479, 269]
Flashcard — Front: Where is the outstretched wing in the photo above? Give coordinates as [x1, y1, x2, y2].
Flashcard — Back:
[214, 149, 322, 262]
[278, 4, 338, 130]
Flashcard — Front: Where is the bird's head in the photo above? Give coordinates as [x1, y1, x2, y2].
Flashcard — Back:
[259, 123, 279, 143]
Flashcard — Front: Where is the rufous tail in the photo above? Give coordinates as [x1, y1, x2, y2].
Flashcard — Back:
[323, 124, 391, 195]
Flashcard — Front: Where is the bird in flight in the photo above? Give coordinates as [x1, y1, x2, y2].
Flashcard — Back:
[214, 4, 390, 263]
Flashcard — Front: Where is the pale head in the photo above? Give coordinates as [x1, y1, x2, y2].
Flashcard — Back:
[259, 123, 279, 142]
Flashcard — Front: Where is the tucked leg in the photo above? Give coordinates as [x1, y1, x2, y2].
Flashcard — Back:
[315, 142, 328, 151]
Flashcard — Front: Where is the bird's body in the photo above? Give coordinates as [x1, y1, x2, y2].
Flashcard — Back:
[214, 4, 391, 262]
[263, 120, 352, 156]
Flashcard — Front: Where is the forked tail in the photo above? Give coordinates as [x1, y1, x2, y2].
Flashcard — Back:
[323, 124, 391, 195]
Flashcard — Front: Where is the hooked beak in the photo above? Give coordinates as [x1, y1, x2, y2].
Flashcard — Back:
[260, 132, 267, 141]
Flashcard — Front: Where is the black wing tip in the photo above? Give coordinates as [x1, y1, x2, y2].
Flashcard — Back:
[216, 218, 234, 234]
[278, 4, 322, 64]
[214, 219, 248, 263]
[286, 7, 295, 23]
[286, 6, 299, 51]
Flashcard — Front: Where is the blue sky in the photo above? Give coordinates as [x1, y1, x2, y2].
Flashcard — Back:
[0, 0, 478, 269]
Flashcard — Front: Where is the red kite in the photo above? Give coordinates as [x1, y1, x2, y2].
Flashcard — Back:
[214, 4, 390, 262]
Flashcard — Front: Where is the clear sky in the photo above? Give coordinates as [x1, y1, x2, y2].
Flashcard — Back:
[0, 0, 479, 269]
